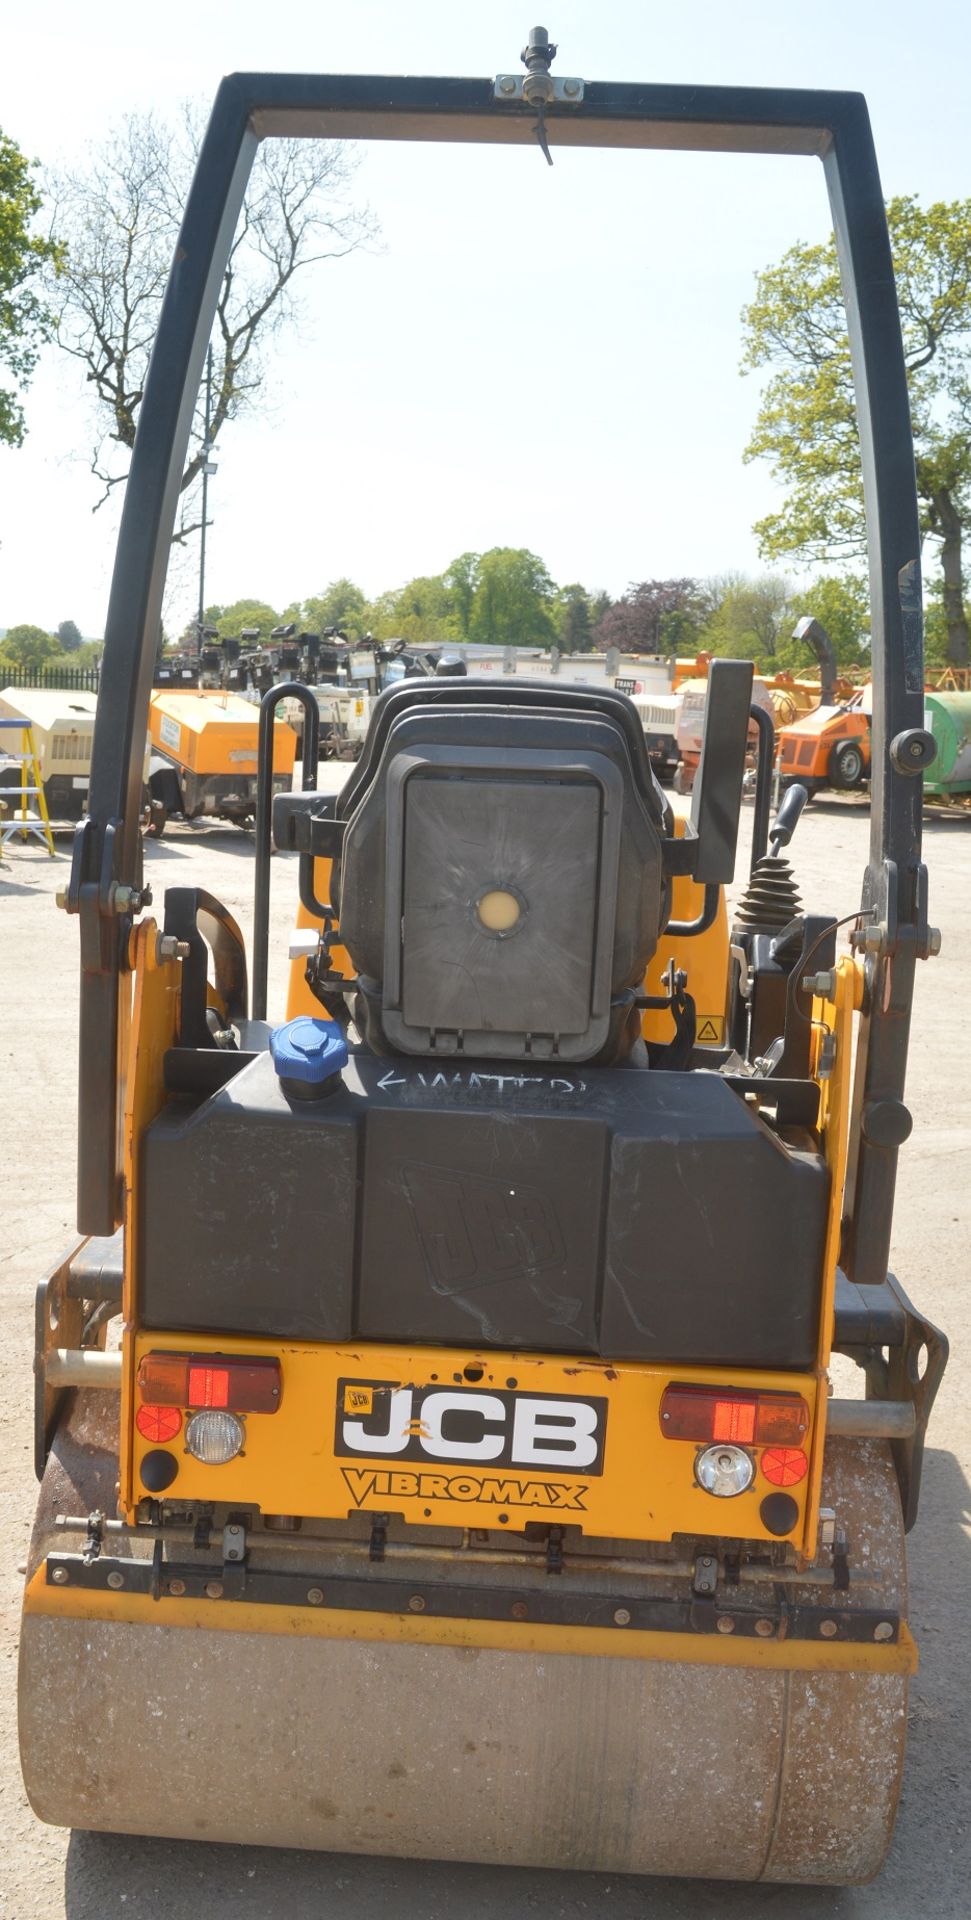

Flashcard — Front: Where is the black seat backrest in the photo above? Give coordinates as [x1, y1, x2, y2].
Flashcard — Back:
[335, 682, 670, 1065]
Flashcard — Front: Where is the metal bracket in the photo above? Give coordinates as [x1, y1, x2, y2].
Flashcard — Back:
[42, 1551, 901, 1647]
[545, 1525, 565, 1576]
[221, 1516, 248, 1599]
[494, 75, 585, 103]
[692, 1552, 718, 1597]
[82, 1511, 104, 1566]
[222, 1520, 247, 1565]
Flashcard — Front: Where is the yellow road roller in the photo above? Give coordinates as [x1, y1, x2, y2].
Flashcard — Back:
[20, 30, 948, 1885]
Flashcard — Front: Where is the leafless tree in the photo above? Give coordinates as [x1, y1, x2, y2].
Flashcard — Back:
[45, 109, 376, 539]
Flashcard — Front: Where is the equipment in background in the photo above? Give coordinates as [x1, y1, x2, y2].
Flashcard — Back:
[22, 29, 948, 1892]
[0, 719, 55, 853]
[792, 615, 839, 704]
[776, 618, 871, 795]
[630, 690, 681, 782]
[778, 685, 872, 795]
[0, 687, 154, 827]
[922, 690, 971, 805]
[673, 675, 775, 792]
[146, 688, 296, 834]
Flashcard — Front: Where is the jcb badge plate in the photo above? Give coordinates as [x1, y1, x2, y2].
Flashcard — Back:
[335, 1379, 607, 1474]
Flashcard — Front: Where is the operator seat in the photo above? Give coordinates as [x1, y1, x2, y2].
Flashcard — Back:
[332, 681, 672, 1065]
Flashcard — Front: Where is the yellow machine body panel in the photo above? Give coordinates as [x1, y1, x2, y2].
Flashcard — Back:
[641, 797, 728, 1048]
[148, 688, 297, 778]
[127, 1329, 821, 1551]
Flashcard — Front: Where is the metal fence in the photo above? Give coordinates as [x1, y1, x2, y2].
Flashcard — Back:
[0, 665, 101, 692]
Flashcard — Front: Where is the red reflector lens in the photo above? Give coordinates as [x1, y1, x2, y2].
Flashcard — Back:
[137, 1352, 282, 1413]
[187, 1365, 230, 1409]
[760, 1447, 809, 1488]
[660, 1385, 809, 1446]
[136, 1403, 183, 1444]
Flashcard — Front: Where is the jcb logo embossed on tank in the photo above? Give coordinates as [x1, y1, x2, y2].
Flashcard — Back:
[335, 1380, 607, 1475]
[401, 1164, 564, 1292]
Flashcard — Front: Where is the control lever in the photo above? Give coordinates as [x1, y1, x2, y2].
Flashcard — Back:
[769, 782, 809, 854]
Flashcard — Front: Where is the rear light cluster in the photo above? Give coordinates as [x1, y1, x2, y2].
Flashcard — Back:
[137, 1352, 281, 1412]
[135, 1352, 281, 1474]
[660, 1385, 807, 1446]
[660, 1383, 810, 1500]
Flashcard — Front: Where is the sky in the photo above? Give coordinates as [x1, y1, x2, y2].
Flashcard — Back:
[1, 0, 969, 640]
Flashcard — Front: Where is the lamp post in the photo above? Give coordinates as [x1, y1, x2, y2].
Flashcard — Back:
[196, 345, 218, 643]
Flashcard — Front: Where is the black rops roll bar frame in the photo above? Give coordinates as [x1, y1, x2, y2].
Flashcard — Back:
[252, 683, 320, 1023]
[69, 53, 933, 1291]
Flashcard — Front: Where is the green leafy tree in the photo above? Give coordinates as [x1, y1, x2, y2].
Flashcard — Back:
[1, 622, 60, 668]
[555, 583, 595, 653]
[296, 579, 368, 638]
[469, 547, 556, 648]
[0, 129, 60, 446]
[443, 552, 480, 639]
[775, 574, 870, 671]
[742, 196, 971, 664]
[201, 598, 280, 640]
[56, 618, 83, 652]
[699, 575, 793, 669]
[366, 574, 459, 648]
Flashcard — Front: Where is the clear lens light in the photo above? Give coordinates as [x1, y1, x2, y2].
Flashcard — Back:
[184, 1409, 245, 1465]
[696, 1443, 755, 1498]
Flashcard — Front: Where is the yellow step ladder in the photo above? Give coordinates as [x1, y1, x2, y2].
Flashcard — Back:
[0, 720, 56, 855]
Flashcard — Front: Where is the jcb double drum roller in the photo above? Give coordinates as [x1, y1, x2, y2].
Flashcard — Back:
[20, 28, 946, 1887]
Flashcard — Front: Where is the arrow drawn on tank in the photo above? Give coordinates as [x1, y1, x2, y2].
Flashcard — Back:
[377, 1068, 407, 1089]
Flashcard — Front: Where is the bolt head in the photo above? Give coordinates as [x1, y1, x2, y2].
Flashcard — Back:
[168, 1578, 186, 1597]
[755, 1618, 775, 1638]
[106, 1570, 124, 1590]
[927, 926, 942, 957]
[563, 79, 580, 96]
[408, 1594, 425, 1613]
[873, 1621, 895, 1642]
[55, 887, 69, 910]
[613, 1607, 631, 1626]
[306, 1587, 324, 1606]
[716, 1616, 735, 1635]
[204, 1580, 224, 1600]
[500, 76, 516, 94]
[819, 1618, 839, 1638]
[511, 1600, 529, 1620]
[157, 933, 190, 962]
[51, 1566, 69, 1585]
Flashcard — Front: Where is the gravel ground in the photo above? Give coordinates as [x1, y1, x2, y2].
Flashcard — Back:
[0, 788, 968, 1919]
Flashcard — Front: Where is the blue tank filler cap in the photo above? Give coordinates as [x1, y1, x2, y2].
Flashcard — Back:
[270, 1017, 348, 1099]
